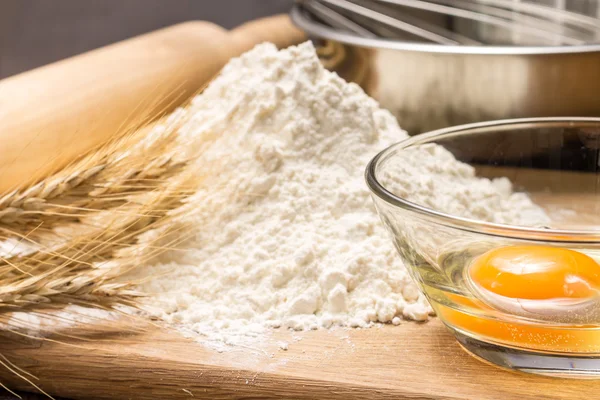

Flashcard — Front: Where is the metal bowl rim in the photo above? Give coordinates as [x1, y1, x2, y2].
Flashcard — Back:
[291, 5, 600, 55]
[365, 117, 600, 243]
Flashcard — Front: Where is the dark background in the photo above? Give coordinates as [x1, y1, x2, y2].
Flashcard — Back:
[0, 0, 294, 79]
[0, 1, 294, 398]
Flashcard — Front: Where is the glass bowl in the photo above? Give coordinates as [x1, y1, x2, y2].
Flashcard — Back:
[366, 117, 600, 378]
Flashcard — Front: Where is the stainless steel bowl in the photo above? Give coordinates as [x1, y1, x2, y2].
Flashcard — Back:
[291, 4, 600, 133]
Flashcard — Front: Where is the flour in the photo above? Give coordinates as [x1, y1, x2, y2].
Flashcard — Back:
[3, 305, 118, 337]
[134, 41, 548, 346]
[380, 143, 551, 226]
[137, 41, 429, 340]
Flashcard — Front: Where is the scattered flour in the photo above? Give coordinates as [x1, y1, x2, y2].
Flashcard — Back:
[132, 42, 549, 346]
[4, 305, 118, 336]
[278, 341, 289, 351]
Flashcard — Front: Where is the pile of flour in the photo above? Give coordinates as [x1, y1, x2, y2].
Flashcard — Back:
[135, 42, 549, 344]
[380, 143, 551, 226]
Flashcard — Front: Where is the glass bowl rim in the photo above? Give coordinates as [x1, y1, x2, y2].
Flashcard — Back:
[365, 117, 600, 243]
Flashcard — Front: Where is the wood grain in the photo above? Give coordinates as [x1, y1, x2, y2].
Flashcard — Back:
[0, 317, 596, 400]
[230, 14, 306, 54]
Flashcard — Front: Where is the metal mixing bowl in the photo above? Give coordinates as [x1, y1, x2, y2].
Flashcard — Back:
[291, 4, 600, 133]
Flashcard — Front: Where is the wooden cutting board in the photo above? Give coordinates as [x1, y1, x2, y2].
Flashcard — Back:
[1, 168, 598, 399]
[0, 314, 597, 400]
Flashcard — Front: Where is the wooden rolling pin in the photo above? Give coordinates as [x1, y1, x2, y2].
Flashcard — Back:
[0, 15, 306, 193]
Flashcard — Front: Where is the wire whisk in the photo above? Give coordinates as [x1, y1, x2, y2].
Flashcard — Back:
[297, 0, 600, 46]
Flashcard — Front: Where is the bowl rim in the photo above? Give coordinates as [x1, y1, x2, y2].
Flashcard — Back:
[365, 117, 600, 243]
[291, 4, 600, 55]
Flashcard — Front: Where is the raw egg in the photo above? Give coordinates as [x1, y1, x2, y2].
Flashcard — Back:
[466, 245, 600, 324]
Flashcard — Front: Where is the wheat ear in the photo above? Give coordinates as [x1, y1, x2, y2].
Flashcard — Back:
[0, 113, 189, 239]
[0, 166, 198, 311]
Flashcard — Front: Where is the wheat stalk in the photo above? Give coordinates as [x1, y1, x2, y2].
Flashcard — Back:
[0, 112, 189, 239]
[0, 175, 196, 307]
[0, 100, 209, 321]
[0, 165, 198, 399]
[0, 95, 215, 399]
[0, 70, 225, 400]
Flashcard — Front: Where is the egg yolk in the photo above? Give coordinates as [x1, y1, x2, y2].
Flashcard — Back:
[468, 245, 600, 301]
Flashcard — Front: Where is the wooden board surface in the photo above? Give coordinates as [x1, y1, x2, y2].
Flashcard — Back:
[0, 312, 598, 399]
[0, 168, 599, 400]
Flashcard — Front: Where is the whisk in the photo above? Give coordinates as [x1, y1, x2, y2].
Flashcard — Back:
[296, 0, 600, 46]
